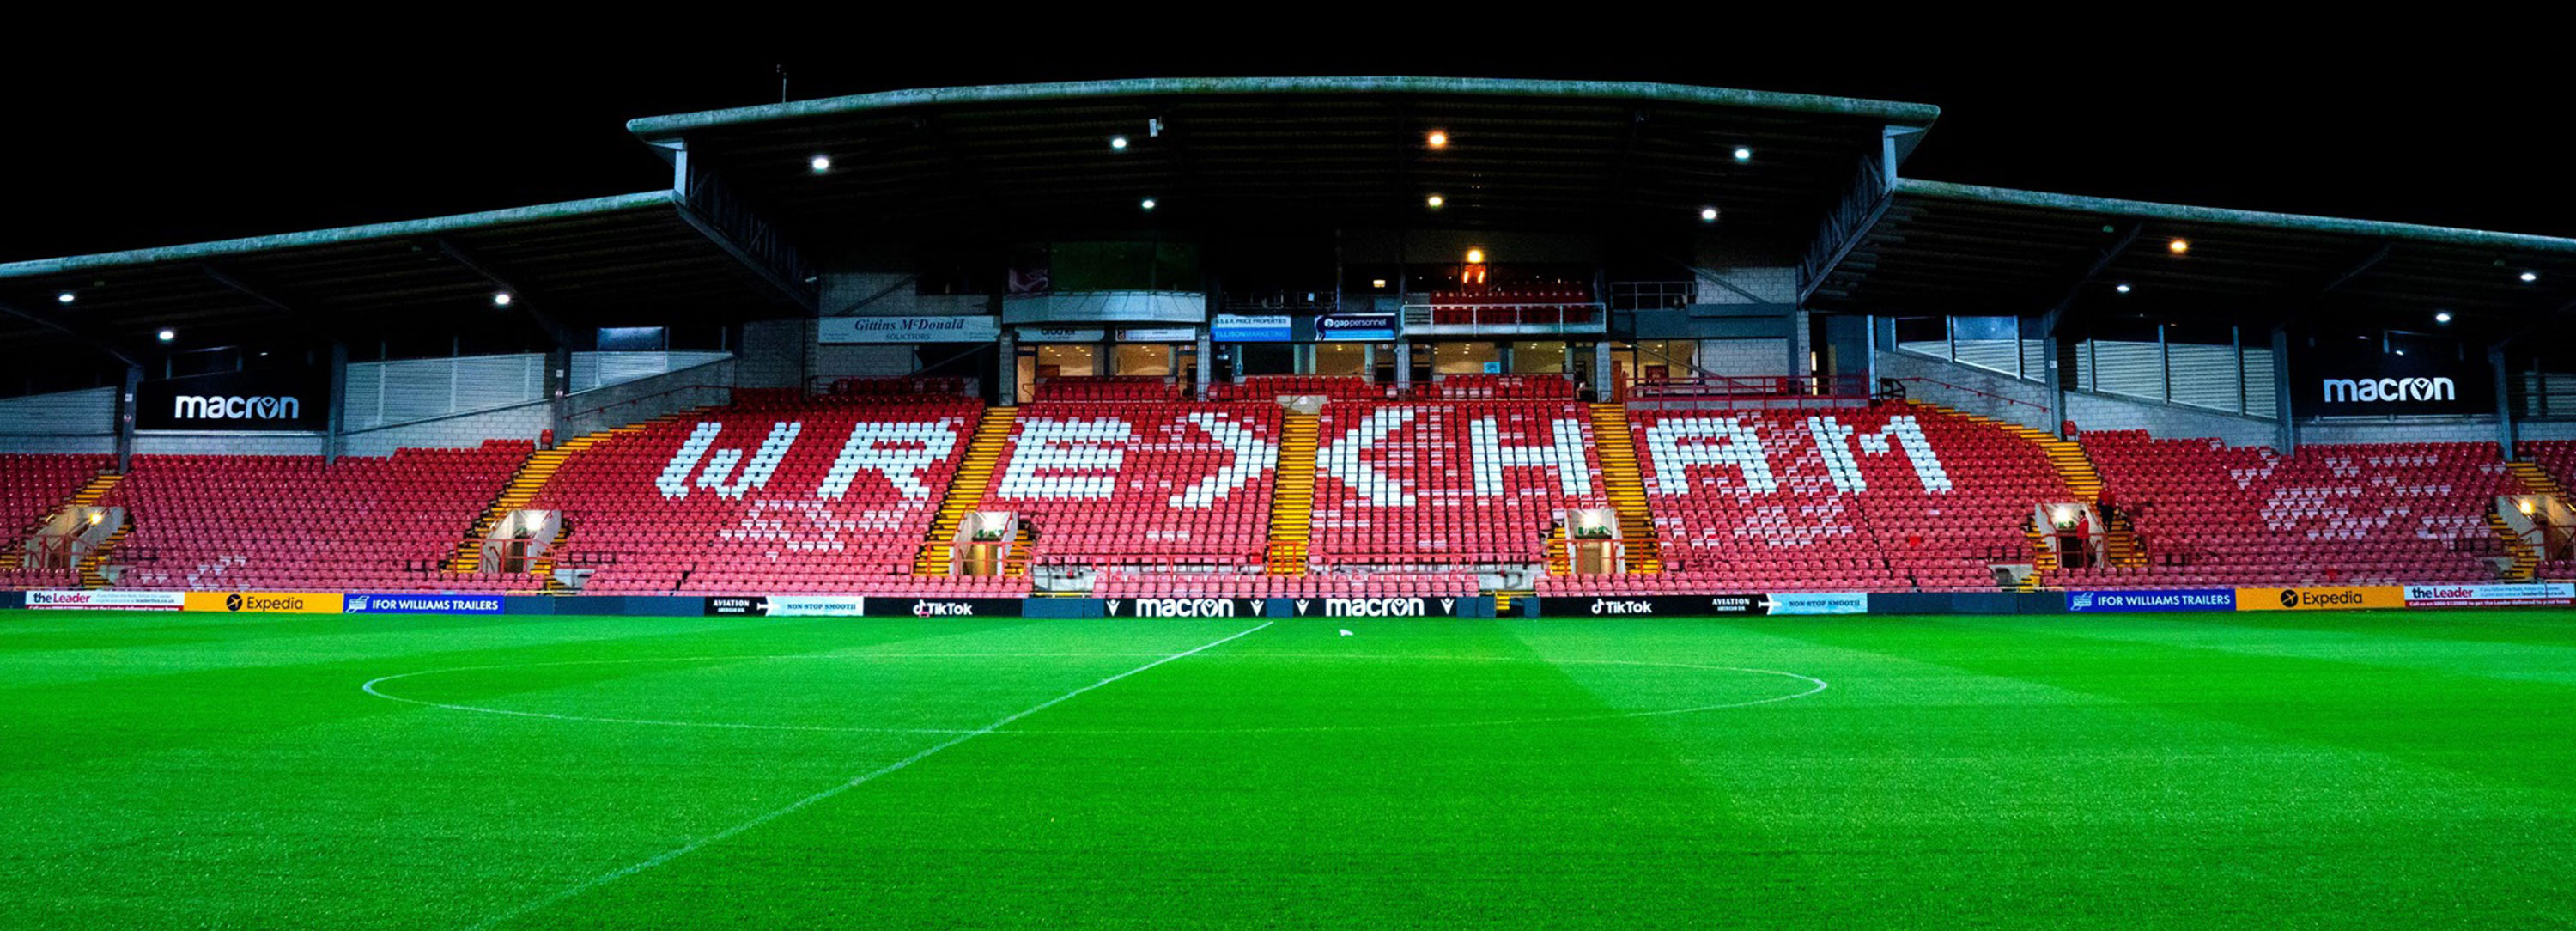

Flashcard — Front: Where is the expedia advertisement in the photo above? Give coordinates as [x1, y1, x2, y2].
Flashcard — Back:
[1103, 597, 1267, 618]
[136, 368, 331, 432]
[2289, 341, 2491, 417]
[183, 592, 347, 614]
[2235, 586, 2406, 612]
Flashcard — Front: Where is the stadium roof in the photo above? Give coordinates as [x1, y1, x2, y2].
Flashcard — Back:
[1811, 180, 2576, 338]
[0, 192, 811, 361]
[624, 76, 1940, 241]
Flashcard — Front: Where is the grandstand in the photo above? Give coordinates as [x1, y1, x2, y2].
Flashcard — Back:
[9, 71, 2576, 931]
[0, 74, 2569, 612]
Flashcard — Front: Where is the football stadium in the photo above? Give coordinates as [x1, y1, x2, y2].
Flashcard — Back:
[4, 74, 2575, 928]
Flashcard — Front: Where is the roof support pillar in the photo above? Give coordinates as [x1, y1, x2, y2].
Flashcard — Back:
[115, 363, 141, 474]
[2271, 325, 2297, 454]
[2040, 306, 2069, 438]
[995, 329, 1018, 408]
[2491, 342, 2518, 459]
[545, 345, 572, 443]
[1194, 329, 1212, 403]
[325, 342, 348, 465]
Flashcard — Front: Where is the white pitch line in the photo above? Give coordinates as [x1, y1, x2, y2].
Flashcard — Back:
[461, 621, 1271, 931]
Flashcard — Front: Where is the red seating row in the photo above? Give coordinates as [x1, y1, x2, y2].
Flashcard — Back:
[2069, 431, 2522, 587]
[101, 441, 532, 592]
[1311, 400, 1609, 568]
[981, 402, 1282, 569]
[1633, 405, 2066, 592]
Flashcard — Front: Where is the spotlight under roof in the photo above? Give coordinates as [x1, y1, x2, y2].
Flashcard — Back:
[492, 292, 514, 307]
[2114, 283, 2133, 294]
[1699, 206, 1720, 222]
[808, 154, 831, 173]
[1425, 130, 1449, 149]
[2434, 310, 2454, 324]
[156, 329, 175, 342]
[1425, 194, 1444, 209]
[55, 291, 75, 304]
[1109, 135, 1129, 151]
[1731, 146, 1753, 162]
[2520, 271, 2540, 283]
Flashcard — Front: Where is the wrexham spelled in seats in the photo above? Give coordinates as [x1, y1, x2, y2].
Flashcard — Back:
[987, 400, 1285, 571]
[1310, 386, 1610, 568]
[2068, 432, 2520, 587]
[537, 387, 981, 594]
[1627, 405, 2067, 592]
[106, 443, 530, 592]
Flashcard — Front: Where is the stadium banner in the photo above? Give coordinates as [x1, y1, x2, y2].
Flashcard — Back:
[182, 592, 346, 614]
[2066, 589, 2237, 612]
[1315, 312, 1399, 341]
[1765, 592, 1868, 615]
[1212, 314, 1292, 342]
[2287, 339, 2493, 417]
[343, 593, 504, 615]
[1102, 597, 1266, 618]
[2234, 586, 2406, 612]
[870, 597, 1021, 618]
[2400, 582, 2576, 607]
[1536, 594, 1768, 617]
[702, 595, 868, 617]
[25, 589, 185, 611]
[817, 315, 1001, 344]
[136, 368, 331, 432]
[1285, 595, 1467, 618]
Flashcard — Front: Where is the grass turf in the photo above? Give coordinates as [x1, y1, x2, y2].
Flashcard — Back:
[2, 608, 2572, 928]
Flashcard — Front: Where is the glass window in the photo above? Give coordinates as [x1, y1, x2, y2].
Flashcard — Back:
[1511, 341, 1567, 374]
[1431, 342, 1499, 374]
[1113, 344, 1172, 376]
[1312, 342, 1369, 376]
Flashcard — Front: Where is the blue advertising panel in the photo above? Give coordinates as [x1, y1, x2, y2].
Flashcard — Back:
[2065, 589, 2235, 612]
[1212, 314, 1293, 342]
[1315, 313, 1399, 341]
[344, 593, 506, 615]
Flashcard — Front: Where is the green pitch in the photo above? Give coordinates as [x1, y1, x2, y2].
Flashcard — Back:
[4, 608, 2573, 928]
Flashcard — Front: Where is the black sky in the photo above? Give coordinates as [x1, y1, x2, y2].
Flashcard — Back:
[5, 29, 2567, 263]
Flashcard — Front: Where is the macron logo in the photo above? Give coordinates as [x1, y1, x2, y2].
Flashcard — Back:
[173, 395, 301, 420]
[2320, 377, 2454, 405]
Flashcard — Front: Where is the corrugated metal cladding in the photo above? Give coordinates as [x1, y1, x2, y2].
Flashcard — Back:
[0, 387, 113, 435]
[1698, 338, 1789, 377]
[344, 355, 545, 430]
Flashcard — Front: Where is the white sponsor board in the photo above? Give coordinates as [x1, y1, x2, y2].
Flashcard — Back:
[2401, 582, 2575, 607]
[1765, 592, 1868, 615]
[1117, 327, 1199, 343]
[818, 316, 1001, 344]
[767, 595, 868, 617]
[26, 590, 186, 611]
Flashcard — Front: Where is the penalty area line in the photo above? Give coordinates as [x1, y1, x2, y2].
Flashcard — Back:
[463, 620, 1273, 931]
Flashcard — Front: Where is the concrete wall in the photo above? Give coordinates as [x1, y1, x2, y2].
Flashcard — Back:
[557, 357, 737, 438]
[737, 319, 809, 389]
[1873, 349, 2054, 432]
[133, 433, 326, 456]
[2069, 390, 2278, 447]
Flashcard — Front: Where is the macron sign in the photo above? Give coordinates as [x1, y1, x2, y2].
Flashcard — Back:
[137, 368, 330, 432]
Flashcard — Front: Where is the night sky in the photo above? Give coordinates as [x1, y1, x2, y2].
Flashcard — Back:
[5, 30, 2561, 263]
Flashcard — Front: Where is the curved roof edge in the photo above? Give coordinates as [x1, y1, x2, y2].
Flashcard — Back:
[0, 192, 677, 281]
[1897, 179, 2576, 255]
[626, 76, 1942, 140]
